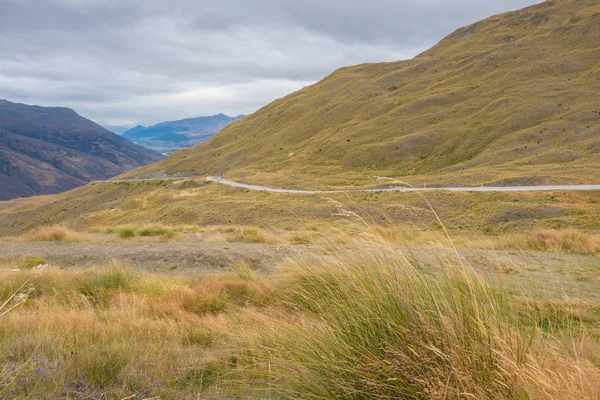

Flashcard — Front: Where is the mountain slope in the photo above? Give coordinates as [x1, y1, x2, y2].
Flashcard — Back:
[0, 100, 162, 200]
[123, 114, 245, 151]
[128, 0, 600, 188]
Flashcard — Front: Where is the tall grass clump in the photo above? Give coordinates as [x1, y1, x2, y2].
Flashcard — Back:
[227, 228, 266, 243]
[242, 242, 599, 399]
[226, 227, 284, 244]
[19, 226, 79, 242]
[78, 264, 137, 306]
[19, 255, 46, 269]
[500, 229, 600, 255]
[139, 225, 175, 237]
[117, 227, 135, 239]
[0, 276, 31, 396]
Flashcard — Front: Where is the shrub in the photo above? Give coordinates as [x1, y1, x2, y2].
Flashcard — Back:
[117, 227, 135, 239]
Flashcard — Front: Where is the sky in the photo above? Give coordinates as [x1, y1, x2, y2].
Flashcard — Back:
[0, 0, 539, 129]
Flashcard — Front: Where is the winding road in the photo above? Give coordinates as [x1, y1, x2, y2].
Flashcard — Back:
[101, 176, 600, 194]
[206, 177, 600, 194]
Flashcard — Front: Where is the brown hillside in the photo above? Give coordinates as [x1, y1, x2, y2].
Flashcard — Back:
[0, 100, 162, 200]
[127, 0, 600, 188]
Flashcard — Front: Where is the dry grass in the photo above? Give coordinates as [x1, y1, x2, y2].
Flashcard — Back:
[497, 229, 600, 255]
[0, 261, 274, 398]
[1, 225, 187, 244]
[226, 228, 284, 245]
[125, 0, 600, 190]
[17, 225, 85, 242]
[233, 241, 600, 399]
[0, 234, 599, 399]
[2, 177, 600, 241]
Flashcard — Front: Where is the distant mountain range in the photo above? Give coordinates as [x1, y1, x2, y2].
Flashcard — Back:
[0, 100, 162, 200]
[122, 114, 245, 152]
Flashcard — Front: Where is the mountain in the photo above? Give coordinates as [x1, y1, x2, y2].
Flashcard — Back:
[0, 100, 162, 200]
[123, 114, 245, 152]
[127, 0, 600, 188]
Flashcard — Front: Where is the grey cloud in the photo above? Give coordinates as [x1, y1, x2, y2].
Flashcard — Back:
[0, 0, 539, 126]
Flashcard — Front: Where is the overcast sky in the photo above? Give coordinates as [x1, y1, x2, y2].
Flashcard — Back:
[0, 0, 539, 129]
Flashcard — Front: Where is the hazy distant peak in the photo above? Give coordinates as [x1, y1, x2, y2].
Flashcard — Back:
[122, 113, 244, 151]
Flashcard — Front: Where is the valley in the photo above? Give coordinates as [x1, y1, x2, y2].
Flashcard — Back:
[1, 0, 600, 399]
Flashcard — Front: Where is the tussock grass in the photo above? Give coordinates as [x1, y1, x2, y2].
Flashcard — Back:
[19, 255, 45, 269]
[17, 225, 83, 242]
[0, 262, 269, 398]
[138, 224, 176, 237]
[0, 235, 598, 398]
[108, 224, 182, 241]
[78, 263, 137, 306]
[498, 229, 600, 255]
[226, 227, 284, 245]
[116, 226, 135, 239]
[237, 243, 600, 399]
[227, 228, 266, 243]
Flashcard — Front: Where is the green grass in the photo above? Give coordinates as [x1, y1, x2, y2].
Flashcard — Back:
[77, 264, 136, 306]
[227, 228, 266, 243]
[19, 256, 45, 269]
[138, 225, 175, 237]
[117, 227, 135, 239]
[237, 244, 600, 399]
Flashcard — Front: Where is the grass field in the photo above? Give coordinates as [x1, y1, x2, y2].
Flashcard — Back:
[1, 234, 599, 399]
[1, 179, 600, 238]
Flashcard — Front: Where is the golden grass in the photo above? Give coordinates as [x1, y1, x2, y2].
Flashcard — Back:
[18, 225, 85, 242]
[0, 234, 599, 399]
[123, 0, 600, 190]
[497, 229, 600, 255]
[226, 228, 284, 245]
[4, 178, 600, 241]
[0, 262, 271, 398]
[237, 245, 600, 399]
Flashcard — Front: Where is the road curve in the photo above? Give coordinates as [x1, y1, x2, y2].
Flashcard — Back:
[206, 176, 600, 194]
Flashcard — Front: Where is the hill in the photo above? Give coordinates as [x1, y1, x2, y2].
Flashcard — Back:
[126, 0, 600, 189]
[123, 114, 245, 152]
[0, 100, 162, 200]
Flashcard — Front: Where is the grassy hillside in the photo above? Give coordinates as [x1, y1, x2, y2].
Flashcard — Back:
[1, 178, 599, 237]
[0, 100, 162, 200]
[125, 0, 600, 189]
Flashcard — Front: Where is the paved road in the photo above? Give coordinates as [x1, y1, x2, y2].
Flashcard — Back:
[207, 176, 600, 194]
[102, 177, 189, 183]
[97, 176, 600, 194]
